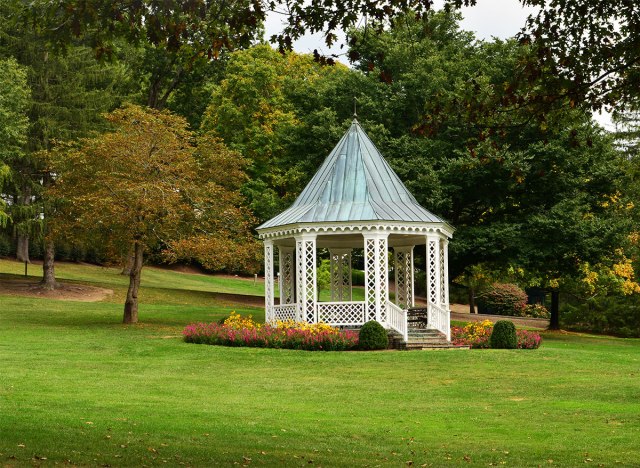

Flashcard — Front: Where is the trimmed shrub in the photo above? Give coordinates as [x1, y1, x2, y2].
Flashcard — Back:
[477, 283, 528, 316]
[358, 321, 389, 350]
[490, 320, 517, 349]
[516, 329, 543, 349]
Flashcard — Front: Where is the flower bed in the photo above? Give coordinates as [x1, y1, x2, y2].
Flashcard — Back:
[451, 320, 542, 349]
[183, 312, 359, 351]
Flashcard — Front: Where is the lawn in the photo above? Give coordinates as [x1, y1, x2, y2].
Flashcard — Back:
[0, 260, 639, 466]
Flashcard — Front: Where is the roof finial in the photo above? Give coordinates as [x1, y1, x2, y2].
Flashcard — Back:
[353, 97, 358, 119]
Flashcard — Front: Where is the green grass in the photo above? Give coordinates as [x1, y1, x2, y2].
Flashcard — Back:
[1, 261, 639, 466]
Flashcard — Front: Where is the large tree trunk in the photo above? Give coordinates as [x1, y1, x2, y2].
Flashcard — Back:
[15, 187, 32, 263]
[120, 243, 135, 276]
[549, 290, 560, 330]
[41, 239, 56, 290]
[468, 287, 476, 314]
[16, 234, 29, 263]
[123, 242, 144, 324]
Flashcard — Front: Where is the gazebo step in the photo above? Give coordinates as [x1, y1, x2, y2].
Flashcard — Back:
[405, 343, 468, 350]
[387, 329, 464, 350]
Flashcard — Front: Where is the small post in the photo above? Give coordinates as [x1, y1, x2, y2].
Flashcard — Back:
[24, 260, 28, 277]
[254, 273, 257, 286]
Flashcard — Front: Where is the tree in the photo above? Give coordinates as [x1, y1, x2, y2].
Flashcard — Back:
[0, 58, 29, 227]
[450, 0, 640, 115]
[613, 109, 640, 160]
[50, 104, 259, 323]
[201, 45, 354, 222]
[346, 11, 635, 328]
[1, 1, 133, 287]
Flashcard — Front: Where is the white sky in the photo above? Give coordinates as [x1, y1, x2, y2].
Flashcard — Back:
[264, 0, 613, 129]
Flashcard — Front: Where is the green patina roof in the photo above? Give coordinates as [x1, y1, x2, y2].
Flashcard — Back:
[257, 118, 445, 230]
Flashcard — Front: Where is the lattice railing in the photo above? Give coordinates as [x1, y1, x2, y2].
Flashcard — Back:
[428, 302, 450, 340]
[387, 301, 408, 342]
[272, 304, 297, 323]
[317, 301, 366, 326]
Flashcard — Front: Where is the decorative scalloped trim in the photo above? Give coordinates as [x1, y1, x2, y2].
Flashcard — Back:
[258, 222, 453, 240]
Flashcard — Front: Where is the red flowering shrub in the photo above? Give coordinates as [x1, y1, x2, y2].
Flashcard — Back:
[516, 329, 543, 349]
[451, 320, 542, 349]
[477, 283, 528, 316]
[183, 320, 359, 351]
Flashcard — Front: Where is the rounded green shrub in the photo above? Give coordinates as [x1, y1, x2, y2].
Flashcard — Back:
[490, 320, 517, 349]
[358, 321, 389, 350]
[477, 283, 528, 316]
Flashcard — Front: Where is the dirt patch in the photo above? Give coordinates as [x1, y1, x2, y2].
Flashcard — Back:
[212, 292, 265, 308]
[0, 276, 112, 302]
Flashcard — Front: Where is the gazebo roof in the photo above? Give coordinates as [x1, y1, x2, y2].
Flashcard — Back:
[257, 118, 445, 230]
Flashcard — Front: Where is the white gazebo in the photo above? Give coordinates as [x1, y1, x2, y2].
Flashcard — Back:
[256, 118, 454, 343]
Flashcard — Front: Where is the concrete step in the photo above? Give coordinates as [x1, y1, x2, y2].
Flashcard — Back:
[387, 329, 467, 350]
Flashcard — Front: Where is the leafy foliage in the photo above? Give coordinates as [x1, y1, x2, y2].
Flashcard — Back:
[477, 283, 528, 316]
[451, 320, 542, 349]
[358, 320, 389, 350]
[562, 295, 640, 338]
[489, 320, 517, 349]
[0, 58, 29, 227]
[49, 104, 259, 321]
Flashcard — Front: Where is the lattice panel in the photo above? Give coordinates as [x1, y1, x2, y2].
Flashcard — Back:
[296, 241, 305, 321]
[440, 241, 446, 306]
[304, 240, 316, 322]
[279, 249, 294, 305]
[427, 239, 438, 304]
[365, 238, 377, 321]
[394, 249, 414, 309]
[273, 304, 297, 322]
[317, 302, 365, 325]
[378, 238, 388, 323]
[342, 253, 352, 301]
[330, 251, 352, 302]
[296, 239, 317, 322]
[264, 243, 274, 321]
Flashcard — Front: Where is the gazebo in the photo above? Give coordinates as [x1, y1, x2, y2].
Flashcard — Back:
[256, 118, 453, 343]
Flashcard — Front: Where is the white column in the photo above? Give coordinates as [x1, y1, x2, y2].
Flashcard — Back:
[364, 231, 389, 324]
[394, 246, 414, 309]
[329, 248, 352, 302]
[264, 240, 275, 323]
[295, 233, 317, 323]
[425, 233, 442, 307]
[440, 239, 449, 310]
[278, 247, 295, 305]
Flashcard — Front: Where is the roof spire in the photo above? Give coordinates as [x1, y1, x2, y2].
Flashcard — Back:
[353, 97, 358, 120]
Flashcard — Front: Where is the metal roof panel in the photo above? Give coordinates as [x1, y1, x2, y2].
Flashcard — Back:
[257, 119, 446, 230]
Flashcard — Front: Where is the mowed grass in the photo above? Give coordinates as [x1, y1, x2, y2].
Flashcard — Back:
[1, 261, 639, 466]
[0, 259, 366, 304]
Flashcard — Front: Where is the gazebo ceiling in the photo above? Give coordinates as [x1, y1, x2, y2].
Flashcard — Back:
[257, 118, 446, 231]
[272, 232, 432, 249]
